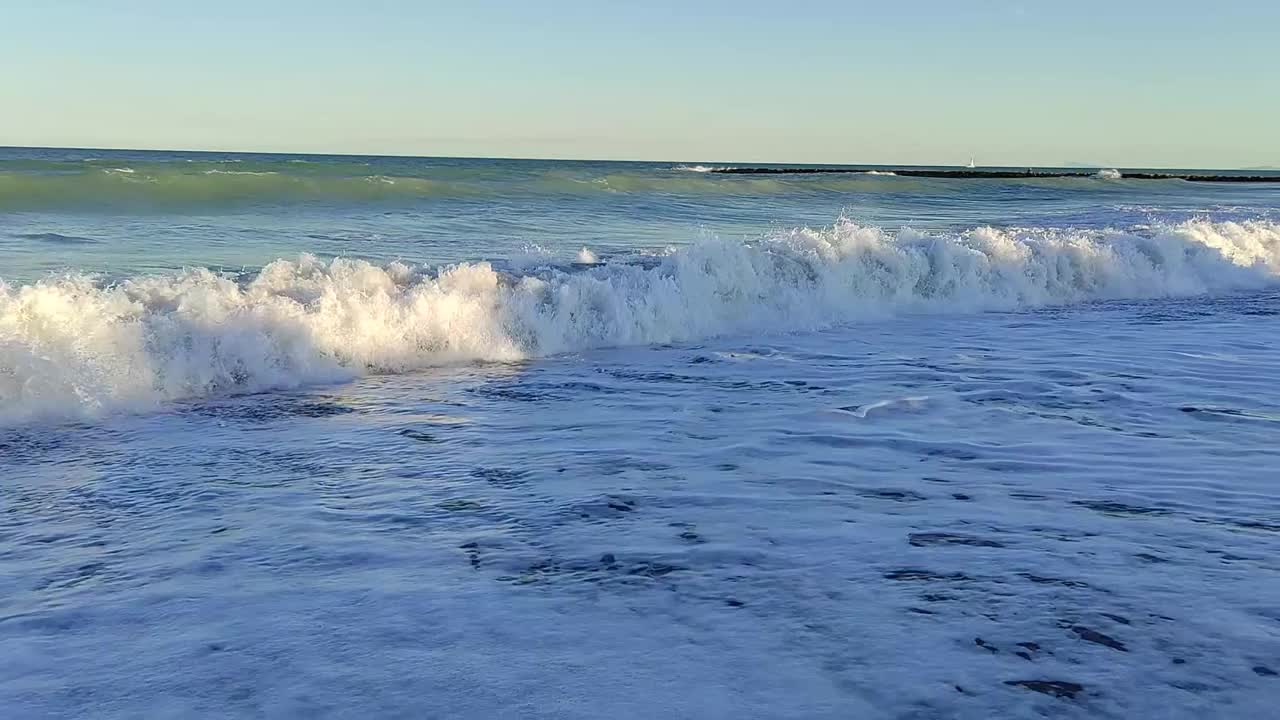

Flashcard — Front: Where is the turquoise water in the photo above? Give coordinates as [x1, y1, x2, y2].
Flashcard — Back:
[3, 147, 1280, 718]
[3, 147, 1276, 282]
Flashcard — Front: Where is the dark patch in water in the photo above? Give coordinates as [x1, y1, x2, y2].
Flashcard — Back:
[471, 467, 529, 488]
[1179, 406, 1278, 423]
[1018, 573, 1092, 589]
[282, 402, 356, 418]
[556, 495, 639, 524]
[1070, 625, 1127, 652]
[397, 428, 438, 443]
[858, 488, 926, 502]
[1009, 492, 1048, 501]
[975, 637, 998, 653]
[438, 499, 486, 512]
[604, 367, 827, 394]
[885, 569, 970, 582]
[557, 381, 618, 394]
[604, 458, 673, 473]
[909, 532, 1004, 548]
[1005, 680, 1083, 699]
[0, 428, 98, 461]
[459, 542, 481, 569]
[33, 562, 109, 592]
[1018, 525, 1100, 540]
[1206, 549, 1249, 561]
[13, 232, 99, 245]
[1101, 613, 1131, 625]
[921, 445, 981, 461]
[1135, 553, 1169, 563]
[625, 561, 683, 578]
[1190, 517, 1280, 535]
[504, 558, 563, 585]
[1254, 665, 1278, 677]
[193, 397, 356, 422]
[496, 553, 685, 585]
[1233, 520, 1280, 533]
[1072, 499, 1169, 517]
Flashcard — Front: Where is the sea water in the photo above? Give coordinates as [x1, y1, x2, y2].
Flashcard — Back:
[2, 148, 1279, 718]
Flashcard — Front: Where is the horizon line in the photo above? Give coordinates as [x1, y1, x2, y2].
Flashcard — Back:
[2, 145, 1274, 173]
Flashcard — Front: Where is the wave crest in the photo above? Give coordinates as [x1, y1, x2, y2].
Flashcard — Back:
[3, 219, 1278, 424]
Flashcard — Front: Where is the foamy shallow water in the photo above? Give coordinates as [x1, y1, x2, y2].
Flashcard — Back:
[4, 292, 1279, 719]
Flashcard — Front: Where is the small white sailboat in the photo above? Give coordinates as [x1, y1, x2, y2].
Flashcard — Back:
[966, 156, 977, 169]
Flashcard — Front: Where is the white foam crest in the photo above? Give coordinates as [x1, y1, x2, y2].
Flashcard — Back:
[576, 247, 599, 264]
[1096, 168, 1123, 180]
[202, 169, 279, 176]
[3, 218, 1279, 424]
[674, 165, 723, 173]
[840, 396, 930, 418]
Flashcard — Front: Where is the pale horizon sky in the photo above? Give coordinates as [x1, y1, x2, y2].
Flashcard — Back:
[3, 1, 1278, 168]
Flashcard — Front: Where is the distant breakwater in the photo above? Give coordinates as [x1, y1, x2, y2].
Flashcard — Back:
[705, 167, 1280, 182]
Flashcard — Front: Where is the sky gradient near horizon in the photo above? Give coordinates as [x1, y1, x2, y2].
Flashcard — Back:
[3, 1, 1278, 168]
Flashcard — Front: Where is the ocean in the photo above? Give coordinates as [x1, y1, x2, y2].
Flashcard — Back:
[3, 147, 1279, 718]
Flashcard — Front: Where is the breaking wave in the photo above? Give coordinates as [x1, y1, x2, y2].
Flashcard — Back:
[3, 218, 1279, 423]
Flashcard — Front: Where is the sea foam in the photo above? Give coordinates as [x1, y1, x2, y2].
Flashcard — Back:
[3, 218, 1278, 423]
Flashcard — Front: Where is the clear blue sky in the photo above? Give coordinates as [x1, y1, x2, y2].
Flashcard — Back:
[3, 1, 1277, 167]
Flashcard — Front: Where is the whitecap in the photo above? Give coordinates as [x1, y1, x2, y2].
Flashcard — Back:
[838, 396, 931, 418]
[3, 218, 1278, 424]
